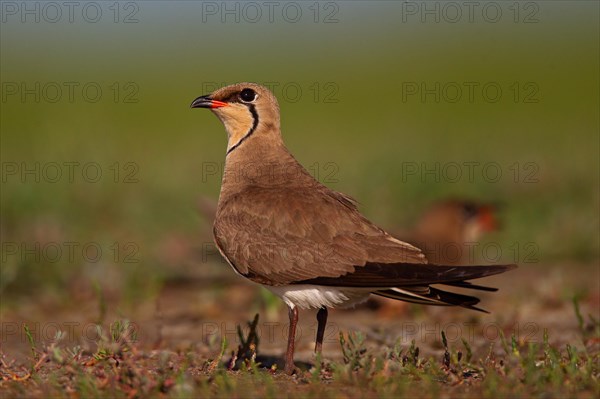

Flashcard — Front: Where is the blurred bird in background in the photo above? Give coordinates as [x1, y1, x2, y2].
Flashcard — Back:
[402, 199, 500, 265]
[371, 199, 502, 315]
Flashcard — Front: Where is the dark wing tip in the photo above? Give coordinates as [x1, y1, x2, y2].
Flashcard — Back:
[297, 262, 518, 288]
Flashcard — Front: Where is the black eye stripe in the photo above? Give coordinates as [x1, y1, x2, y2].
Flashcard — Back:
[220, 89, 258, 104]
[221, 93, 238, 103]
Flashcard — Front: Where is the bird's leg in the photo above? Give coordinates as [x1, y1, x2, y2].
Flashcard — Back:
[284, 305, 299, 375]
[315, 307, 328, 355]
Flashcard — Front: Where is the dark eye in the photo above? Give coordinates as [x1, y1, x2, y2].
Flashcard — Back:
[239, 88, 257, 103]
[461, 203, 478, 219]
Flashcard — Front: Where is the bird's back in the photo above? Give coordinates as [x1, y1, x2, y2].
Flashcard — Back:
[214, 142, 427, 286]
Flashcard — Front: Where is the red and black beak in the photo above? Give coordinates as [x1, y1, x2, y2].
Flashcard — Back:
[190, 95, 228, 109]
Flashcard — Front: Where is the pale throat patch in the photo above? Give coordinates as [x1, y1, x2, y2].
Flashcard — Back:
[464, 221, 483, 243]
[216, 106, 256, 152]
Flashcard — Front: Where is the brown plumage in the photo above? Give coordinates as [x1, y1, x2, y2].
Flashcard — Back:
[198, 197, 501, 266]
[191, 83, 516, 374]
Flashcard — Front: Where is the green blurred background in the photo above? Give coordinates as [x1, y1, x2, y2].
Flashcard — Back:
[1, 1, 598, 310]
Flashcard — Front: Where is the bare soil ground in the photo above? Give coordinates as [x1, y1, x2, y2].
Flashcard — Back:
[1, 263, 598, 398]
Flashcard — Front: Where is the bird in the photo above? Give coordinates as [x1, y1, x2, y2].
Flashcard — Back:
[402, 199, 501, 265]
[199, 195, 503, 313]
[190, 82, 517, 375]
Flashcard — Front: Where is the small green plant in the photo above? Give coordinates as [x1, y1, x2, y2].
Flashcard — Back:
[23, 324, 37, 361]
[310, 352, 323, 382]
[93, 319, 136, 360]
[461, 338, 473, 364]
[228, 313, 260, 371]
[573, 295, 600, 345]
[339, 331, 367, 370]
[402, 339, 420, 367]
[207, 336, 229, 373]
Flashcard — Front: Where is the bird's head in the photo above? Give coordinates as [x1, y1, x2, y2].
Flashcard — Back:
[191, 83, 281, 154]
[415, 199, 500, 244]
